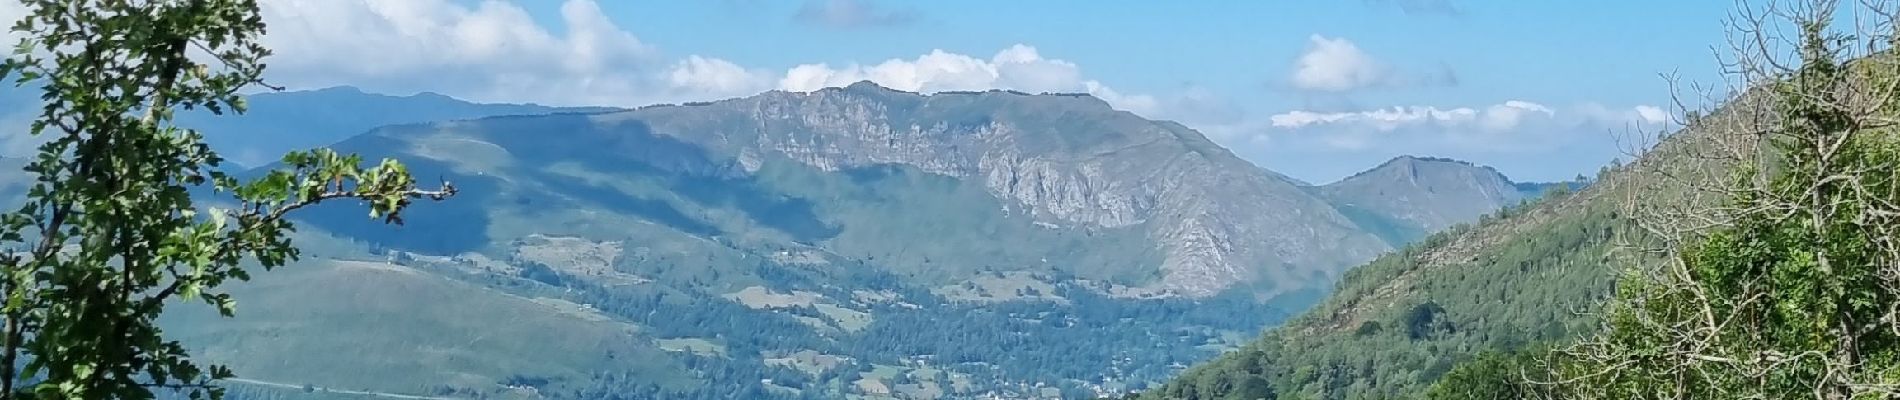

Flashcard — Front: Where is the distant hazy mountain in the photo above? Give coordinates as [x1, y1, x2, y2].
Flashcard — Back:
[1318, 156, 1528, 245]
[175, 86, 619, 167]
[1, 85, 615, 168]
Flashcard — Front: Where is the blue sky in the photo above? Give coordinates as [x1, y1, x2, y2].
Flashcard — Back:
[221, 0, 1739, 183]
[599, 1, 1723, 108]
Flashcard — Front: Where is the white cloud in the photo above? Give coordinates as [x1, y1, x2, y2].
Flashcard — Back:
[1226, 101, 1672, 182]
[992, 45, 1088, 93]
[0, 0, 1167, 123]
[1267, 101, 1658, 136]
[1634, 105, 1670, 125]
[0, 2, 1096, 111]
[0, 0, 21, 45]
[1479, 101, 1556, 132]
[1266, 102, 1562, 134]
[246, 1, 1169, 114]
[1251, 100, 1669, 167]
[668, 55, 770, 98]
[771, 44, 1166, 115]
[1081, 82, 1160, 115]
[1287, 35, 1456, 92]
[1291, 35, 1390, 92]
[1271, 106, 1480, 131]
[255, 0, 750, 107]
[776, 46, 1059, 93]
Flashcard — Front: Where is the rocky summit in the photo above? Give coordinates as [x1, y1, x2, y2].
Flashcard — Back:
[603, 81, 1391, 296]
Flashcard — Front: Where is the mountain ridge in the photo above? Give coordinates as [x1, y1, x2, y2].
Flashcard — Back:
[417, 80, 1392, 296]
[1317, 155, 1529, 245]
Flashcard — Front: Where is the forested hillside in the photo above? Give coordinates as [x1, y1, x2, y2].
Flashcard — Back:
[1135, 2, 1900, 399]
[1137, 170, 1627, 399]
[1135, 74, 1736, 400]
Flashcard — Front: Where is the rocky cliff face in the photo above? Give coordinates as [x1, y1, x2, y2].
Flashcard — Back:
[600, 81, 1389, 296]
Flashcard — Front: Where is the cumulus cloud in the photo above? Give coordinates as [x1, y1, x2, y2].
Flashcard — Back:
[1585, 103, 1671, 126]
[0, 0, 20, 44]
[772, 44, 1167, 114]
[1288, 35, 1452, 92]
[1291, 35, 1390, 92]
[255, 0, 753, 107]
[238, 1, 1169, 114]
[777, 45, 1074, 93]
[6, 0, 1166, 117]
[793, 0, 917, 29]
[667, 55, 772, 99]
